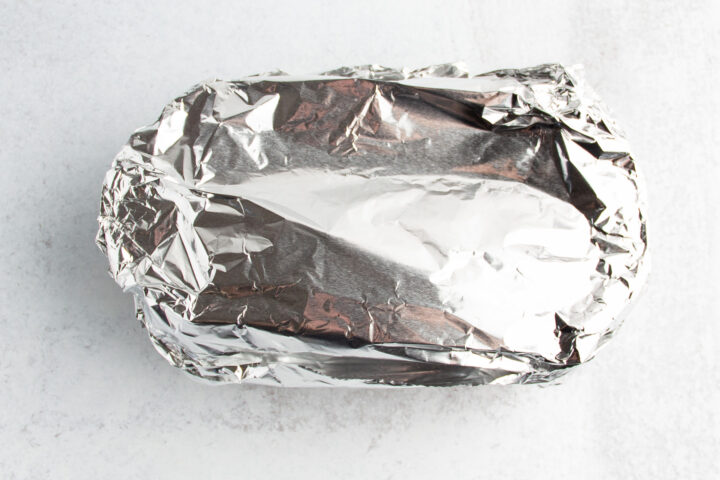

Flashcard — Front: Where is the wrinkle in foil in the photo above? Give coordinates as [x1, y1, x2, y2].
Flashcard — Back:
[97, 64, 648, 386]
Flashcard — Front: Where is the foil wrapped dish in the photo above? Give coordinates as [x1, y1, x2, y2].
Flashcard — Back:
[97, 63, 648, 386]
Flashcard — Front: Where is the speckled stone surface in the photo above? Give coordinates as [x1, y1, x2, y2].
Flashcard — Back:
[1, 1, 718, 478]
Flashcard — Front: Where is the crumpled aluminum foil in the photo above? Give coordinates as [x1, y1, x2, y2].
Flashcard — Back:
[97, 63, 648, 386]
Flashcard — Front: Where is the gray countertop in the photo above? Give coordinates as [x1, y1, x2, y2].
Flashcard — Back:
[1, 1, 718, 478]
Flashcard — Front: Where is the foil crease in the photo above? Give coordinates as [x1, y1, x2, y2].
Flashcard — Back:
[97, 64, 648, 386]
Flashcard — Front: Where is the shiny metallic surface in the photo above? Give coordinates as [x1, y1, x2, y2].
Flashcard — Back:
[97, 64, 648, 386]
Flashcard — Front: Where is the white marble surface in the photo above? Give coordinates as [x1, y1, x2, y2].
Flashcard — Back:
[1, 1, 718, 478]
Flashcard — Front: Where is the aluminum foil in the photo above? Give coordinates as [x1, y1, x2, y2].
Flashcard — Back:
[97, 63, 648, 386]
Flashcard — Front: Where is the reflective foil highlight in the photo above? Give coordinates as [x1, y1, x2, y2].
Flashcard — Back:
[97, 64, 648, 386]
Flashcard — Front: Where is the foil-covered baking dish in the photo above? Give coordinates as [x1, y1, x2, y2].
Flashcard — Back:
[97, 63, 648, 386]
